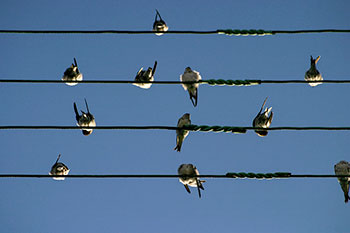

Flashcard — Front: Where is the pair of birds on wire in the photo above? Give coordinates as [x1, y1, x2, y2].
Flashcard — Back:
[174, 98, 273, 151]
[48, 155, 350, 201]
[133, 63, 201, 107]
[49, 154, 205, 198]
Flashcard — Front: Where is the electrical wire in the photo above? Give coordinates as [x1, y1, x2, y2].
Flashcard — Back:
[1, 79, 350, 86]
[0, 29, 349, 36]
[0, 125, 350, 133]
[0, 173, 348, 179]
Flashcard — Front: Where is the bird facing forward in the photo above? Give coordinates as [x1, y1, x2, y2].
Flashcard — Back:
[178, 164, 205, 198]
[180, 67, 202, 107]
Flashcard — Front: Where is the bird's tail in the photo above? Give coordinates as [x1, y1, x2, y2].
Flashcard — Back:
[55, 154, 61, 163]
[189, 89, 198, 107]
[174, 144, 182, 152]
[84, 98, 90, 113]
[155, 9, 162, 20]
[73, 102, 80, 121]
[196, 179, 204, 198]
[152, 61, 157, 76]
[174, 137, 183, 152]
[345, 193, 350, 203]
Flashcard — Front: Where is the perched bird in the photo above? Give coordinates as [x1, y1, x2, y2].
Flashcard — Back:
[252, 97, 273, 137]
[153, 9, 168, 36]
[178, 164, 205, 198]
[62, 58, 83, 86]
[334, 160, 350, 203]
[49, 154, 70, 180]
[180, 67, 202, 107]
[174, 113, 191, 152]
[133, 61, 157, 89]
[305, 55, 323, 87]
[74, 98, 96, 136]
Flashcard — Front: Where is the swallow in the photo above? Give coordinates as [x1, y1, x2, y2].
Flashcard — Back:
[133, 61, 157, 89]
[73, 98, 96, 136]
[174, 113, 191, 152]
[334, 160, 350, 203]
[252, 97, 273, 137]
[62, 58, 83, 86]
[153, 9, 168, 36]
[178, 164, 205, 198]
[180, 67, 202, 107]
[305, 55, 323, 87]
[49, 154, 70, 180]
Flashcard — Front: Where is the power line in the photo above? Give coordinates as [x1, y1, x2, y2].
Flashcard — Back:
[1, 79, 350, 86]
[0, 173, 349, 179]
[0, 29, 349, 36]
[1, 125, 350, 133]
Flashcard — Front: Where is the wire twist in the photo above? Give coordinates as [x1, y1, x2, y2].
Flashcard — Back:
[203, 79, 260, 86]
[225, 172, 291, 179]
[184, 125, 247, 134]
[218, 29, 273, 36]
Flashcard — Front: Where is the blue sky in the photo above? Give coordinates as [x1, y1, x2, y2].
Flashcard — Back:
[0, 1, 349, 233]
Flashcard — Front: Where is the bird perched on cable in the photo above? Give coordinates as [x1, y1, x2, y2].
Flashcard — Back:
[174, 113, 191, 152]
[153, 9, 168, 36]
[74, 98, 96, 136]
[334, 160, 350, 203]
[252, 97, 273, 137]
[62, 58, 83, 86]
[178, 164, 205, 198]
[133, 61, 157, 89]
[180, 67, 202, 107]
[49, 154, 70, 180]
[305, 55, 323, 87]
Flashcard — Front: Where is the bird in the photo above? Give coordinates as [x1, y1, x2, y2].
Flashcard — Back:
[305, 55, 323, 87]
[174, 113, 191, 152]
[334, 160, 350, 203]
[62, 58, 83, 86]
[252, 97, 273, 137]
[133, 61, 157, 89]
[180, 67, 202, 107]
[49, 154, 70, 180]
[178, 164, 205, 198]
[153, 9, 168, 36]
[73, 98, 96, 136]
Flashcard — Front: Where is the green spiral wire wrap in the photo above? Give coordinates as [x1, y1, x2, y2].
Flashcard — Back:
[225, 172, 292, 179]
[202, 79, 261, 86]
[217, 29, 273, 36]
[184, 125, 247, 134]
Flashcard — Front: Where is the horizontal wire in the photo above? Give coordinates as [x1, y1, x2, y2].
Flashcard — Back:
[0, 125, 350, 132]
[0, 29, 349, 36]
[1, 79, 350, 86]
[0, 173, 348, 179]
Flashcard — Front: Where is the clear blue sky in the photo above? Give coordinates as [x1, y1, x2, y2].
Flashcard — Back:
[0, 1, 349, 233]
